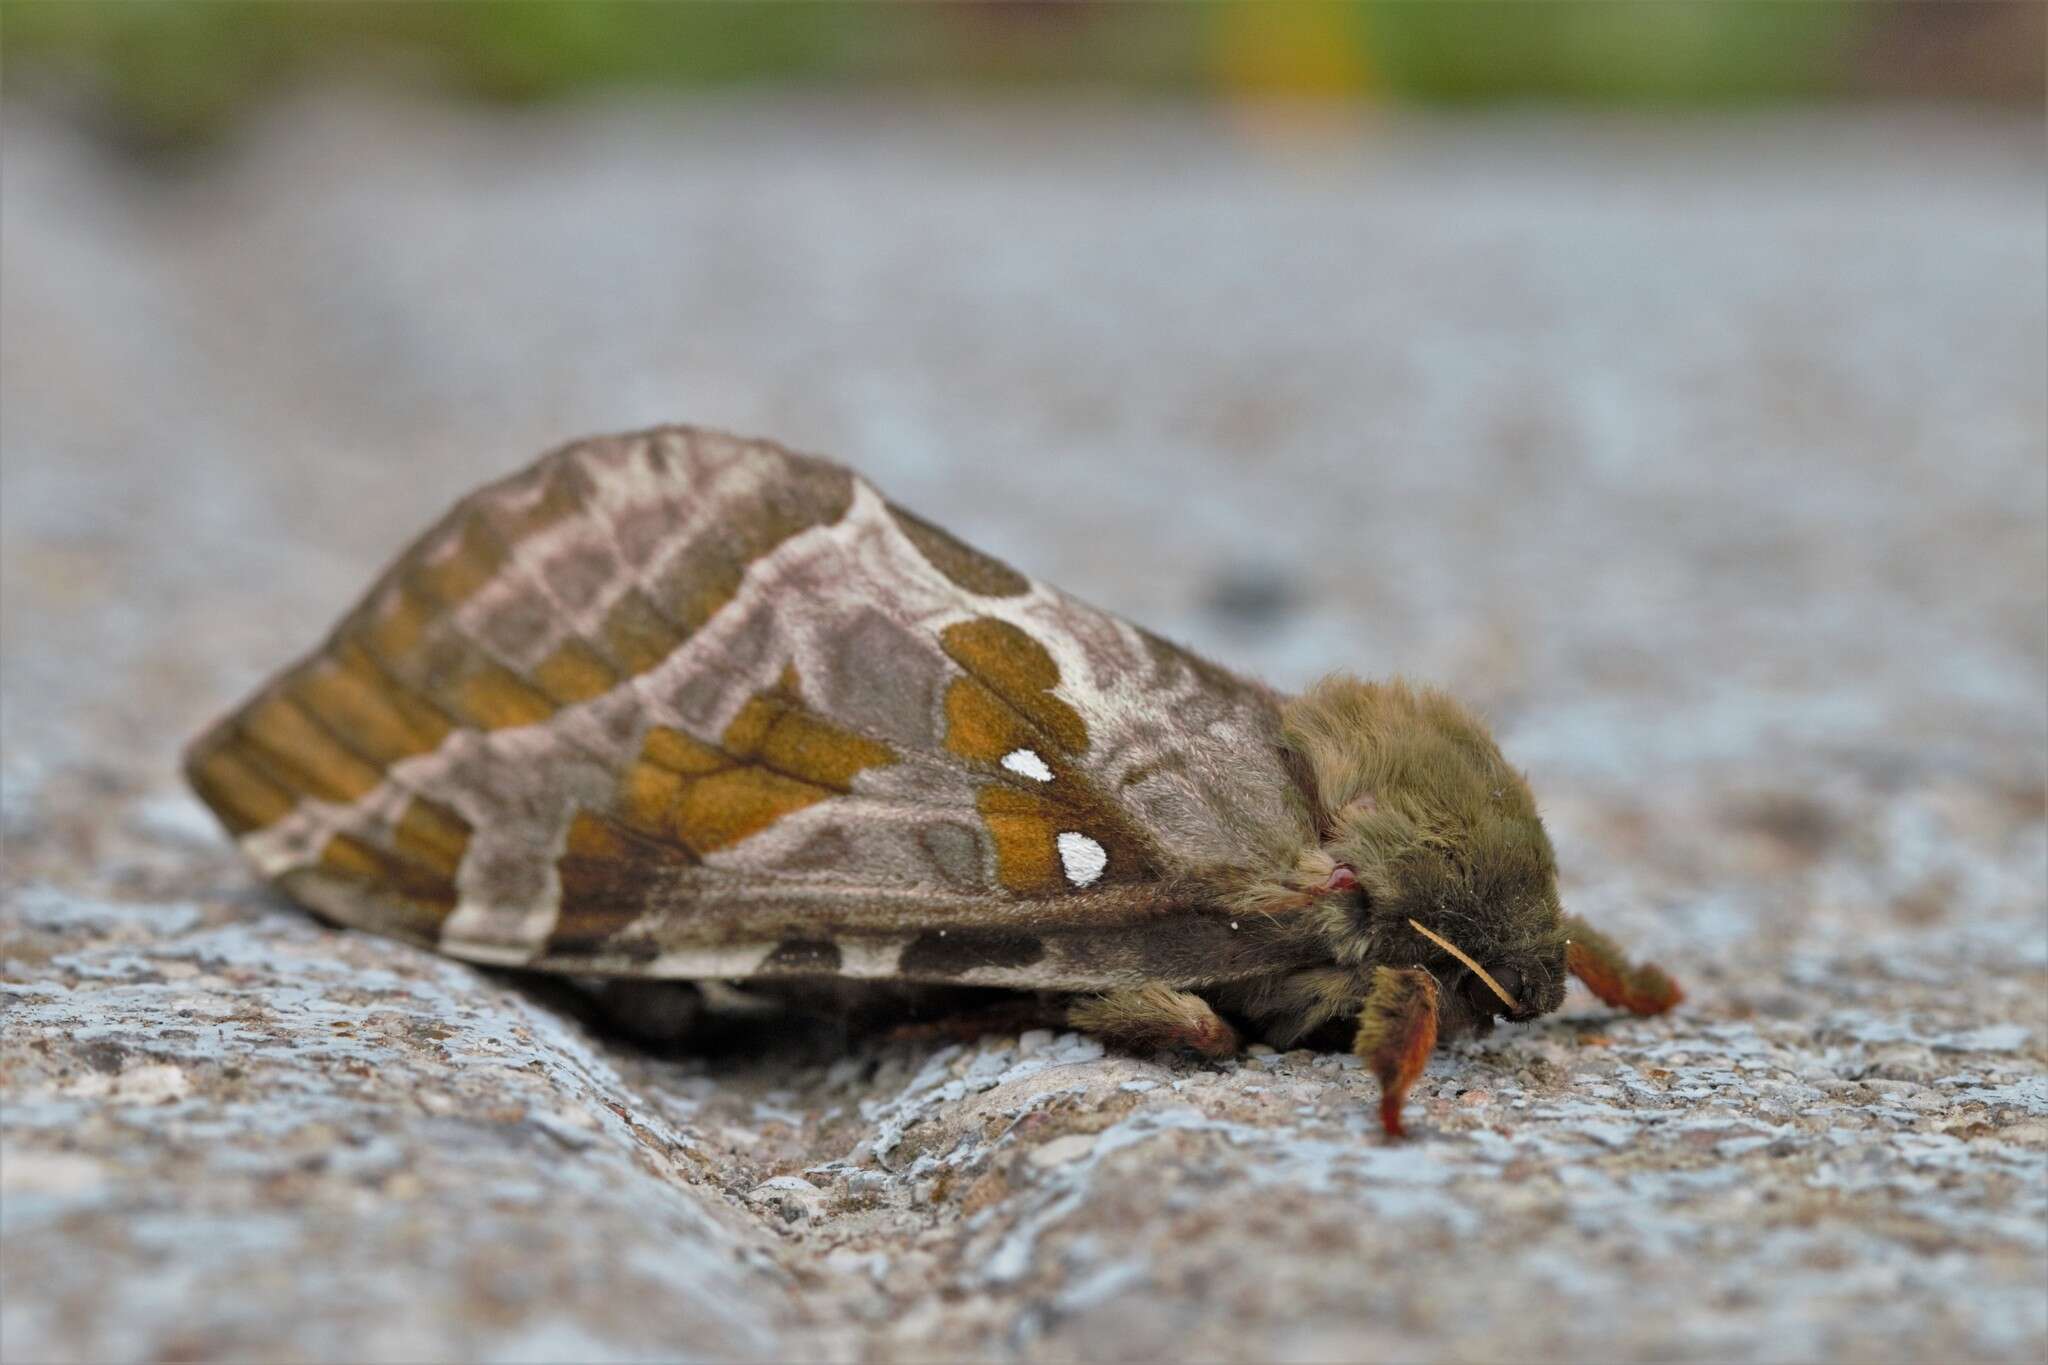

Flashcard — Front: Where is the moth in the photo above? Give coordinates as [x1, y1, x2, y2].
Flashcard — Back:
[185, 425, 1680, 1136]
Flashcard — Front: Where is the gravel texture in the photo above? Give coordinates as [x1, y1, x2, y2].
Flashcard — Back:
[3, 93, 2044, 1363]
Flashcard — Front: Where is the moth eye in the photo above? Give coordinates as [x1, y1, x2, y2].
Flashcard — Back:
[1464, 965, 1523, 1017]
[1491, 965, 1523, 1005]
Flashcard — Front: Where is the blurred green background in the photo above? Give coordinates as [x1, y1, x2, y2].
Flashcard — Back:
[4, 1, 2041, 150]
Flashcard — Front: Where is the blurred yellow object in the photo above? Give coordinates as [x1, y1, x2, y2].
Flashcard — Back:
[1213, 1, 1376, 150]
[1213, 1, 1375, 100]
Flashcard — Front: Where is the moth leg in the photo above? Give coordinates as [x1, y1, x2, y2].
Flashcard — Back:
[1354, 966, 1440, 1139]
[1068, 984, 1241, 1058]
[1561, 914, 1684, 1015]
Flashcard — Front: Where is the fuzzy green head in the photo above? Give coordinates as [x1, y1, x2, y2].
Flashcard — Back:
[1283, 676, 1570, 1026]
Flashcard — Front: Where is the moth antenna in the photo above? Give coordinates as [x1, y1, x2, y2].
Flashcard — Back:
[1562, 914, 1683, 1015]
[1354, 966, 1439, 1139]
[1406, 918, 1520, 1013]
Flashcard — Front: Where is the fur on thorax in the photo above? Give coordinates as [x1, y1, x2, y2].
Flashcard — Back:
[1204, 674, 1572, 1043]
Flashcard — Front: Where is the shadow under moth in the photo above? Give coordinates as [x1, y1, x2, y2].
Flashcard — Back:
[185, 426, 1680, 1137]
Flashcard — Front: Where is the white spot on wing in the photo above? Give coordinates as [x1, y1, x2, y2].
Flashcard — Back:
[1057, 831, 1107, 887]
[1001, 748, 1054, 782]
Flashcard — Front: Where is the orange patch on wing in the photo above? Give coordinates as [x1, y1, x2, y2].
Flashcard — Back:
[564, 808, 633, 861]
[288, 653, 438, 768]
[673, 767, 825, 854]
[943, 676, 1034, 764]
[619, 761, 685, 835]
[720, 668, 894, 791]
[530, 639, 621, 704]
[318, 831, 386, 880]
[976, 786, 1063, 893]
[391, 796, 472, 878]
[755, 708, 894, 789]
[640, 725, 728, 776]
[940, 617, 1087, 755]
[761, 712, 891, 787]
[236, 691, 385, 804]
[357, 582, 439, 662]
[451, 664, 558, 731]
[553, 812, 693, 951]
[312, 831, 457, 938]
[325, 642, 452, 751]
[185, 740, 297, 835]
[720, 693, 779, 757]
[623, 670, 895, 856]
[937, 621, 1160, 892]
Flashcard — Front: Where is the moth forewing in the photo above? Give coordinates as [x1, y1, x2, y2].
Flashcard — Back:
[188, 426, 1308, 974]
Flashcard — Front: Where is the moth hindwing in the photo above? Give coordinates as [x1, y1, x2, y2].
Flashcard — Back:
[187, 424, 1682, 1138]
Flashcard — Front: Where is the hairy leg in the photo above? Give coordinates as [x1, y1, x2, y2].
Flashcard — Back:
[1354, 966, 1440, 1139]
[1069, 984, 1241, 1057]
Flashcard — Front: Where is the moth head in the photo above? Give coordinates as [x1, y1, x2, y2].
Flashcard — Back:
[1283, 674, 1570, 1023]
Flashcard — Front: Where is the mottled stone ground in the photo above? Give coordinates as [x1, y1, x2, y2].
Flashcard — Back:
[3, 93, 2043, 1362]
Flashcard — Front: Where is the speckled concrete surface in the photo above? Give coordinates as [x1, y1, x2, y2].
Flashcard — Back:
[3, 94, 2044, 1363]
